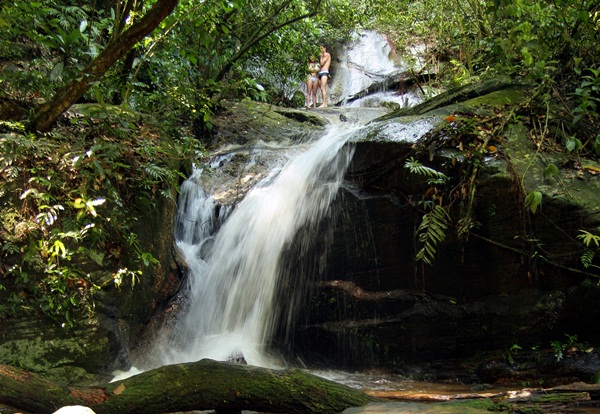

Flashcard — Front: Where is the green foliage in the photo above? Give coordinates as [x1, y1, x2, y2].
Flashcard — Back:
[89, 0, 365, 123]
[0, 1, 112, 101]
[0, 115, 204, 326]
[543, 163, 559, 180]
[415, 204, 451, 266]
[578, 229, 600, 248]
[577, 229, 600, 282]
[564, 135, 583, 154]
[405, 158, 451, 266]
[370, 0, 600, 105]
[405, 157, 449, 185]
[505, 343, 522, 366]
[524, 190, 542, 214]
[593, 135, 600, 157]
[550, 334, 586, 362]
[572, 63, 600, 125]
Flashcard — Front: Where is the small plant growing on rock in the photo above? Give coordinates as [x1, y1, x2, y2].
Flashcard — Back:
[578, 228, 600, 284]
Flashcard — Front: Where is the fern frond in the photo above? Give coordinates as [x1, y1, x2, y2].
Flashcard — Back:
[578, 230, 600, 248]
[143, 163, 168, 180]
[581, 251, 594, 268]
[416, 205, 450, 266]
[405, 157, 448, 183]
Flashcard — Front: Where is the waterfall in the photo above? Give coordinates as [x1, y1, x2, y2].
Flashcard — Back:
[158, 124, 362, 368]
[330, 30, 425, 107]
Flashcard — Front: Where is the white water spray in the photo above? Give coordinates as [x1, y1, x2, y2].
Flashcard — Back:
[159, 124, 361, 368]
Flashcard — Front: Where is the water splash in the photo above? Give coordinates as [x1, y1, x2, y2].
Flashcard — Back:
[159, 124, 362, 368]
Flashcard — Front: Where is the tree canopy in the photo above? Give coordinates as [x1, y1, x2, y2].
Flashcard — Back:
[1, 0, 370, 132]
[2, 0, 598, 134]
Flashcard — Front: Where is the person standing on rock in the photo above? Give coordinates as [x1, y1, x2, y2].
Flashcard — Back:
[318, 44, 331, 108]
[306, 55, 320, 108]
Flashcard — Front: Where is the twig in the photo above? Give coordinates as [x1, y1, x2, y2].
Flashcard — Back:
[471, 232, 599, 279]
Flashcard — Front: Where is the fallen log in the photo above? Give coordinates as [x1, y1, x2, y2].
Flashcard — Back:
[0, 360, 379, 414]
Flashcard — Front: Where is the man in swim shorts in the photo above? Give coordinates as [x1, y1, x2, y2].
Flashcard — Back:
[318, 44, 331, 108]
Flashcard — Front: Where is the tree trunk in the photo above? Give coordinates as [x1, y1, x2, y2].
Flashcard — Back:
[0, 360, 378, 414]
[111, 0, 146, 105]
[30, 0, 178, 133]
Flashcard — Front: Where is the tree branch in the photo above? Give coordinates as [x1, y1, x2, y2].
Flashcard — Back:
[215, 0, 322, 82]
[30, 0, 179, 132]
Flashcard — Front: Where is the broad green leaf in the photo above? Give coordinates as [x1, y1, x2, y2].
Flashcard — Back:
[543, 163, 559, 179]
[593, 136, 600, 156]
[51, 240, 67, 258]
[525, 191, 542, 214]
[50, 62, 64, 81]
[565, 136, 582, 153]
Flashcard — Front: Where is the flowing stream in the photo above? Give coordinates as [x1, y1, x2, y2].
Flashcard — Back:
[155, 123, 362, 368]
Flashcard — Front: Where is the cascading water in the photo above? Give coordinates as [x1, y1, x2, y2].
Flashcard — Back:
[330, 30, 426, 108]
[156, 124, 363, 368]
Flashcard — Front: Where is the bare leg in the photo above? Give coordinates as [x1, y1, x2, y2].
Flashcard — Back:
[311, 81, 319, 108]
[318, 75, 328, 108]
[305, 79, 311, 107]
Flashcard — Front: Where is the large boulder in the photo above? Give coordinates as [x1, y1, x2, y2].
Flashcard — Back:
[150, 86, 600, 383]
[284, 83, 600, 381]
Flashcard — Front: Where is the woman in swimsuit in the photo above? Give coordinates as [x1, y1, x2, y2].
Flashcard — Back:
[306, 56, 320, 108]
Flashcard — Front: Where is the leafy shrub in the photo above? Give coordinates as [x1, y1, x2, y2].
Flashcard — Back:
[0, 112, 204, 326]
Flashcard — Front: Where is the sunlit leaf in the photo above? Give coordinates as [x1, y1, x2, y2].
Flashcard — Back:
[578, 230, 600, 247]
[51, 240, 67, 258]
[73, 198, 85, 208]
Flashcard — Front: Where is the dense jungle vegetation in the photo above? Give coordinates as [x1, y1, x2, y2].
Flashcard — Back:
[1, 0, 599, 327]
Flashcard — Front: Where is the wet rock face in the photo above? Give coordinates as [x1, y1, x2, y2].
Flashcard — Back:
[285, 109, 600, 379]
[0, 315, 117, 384]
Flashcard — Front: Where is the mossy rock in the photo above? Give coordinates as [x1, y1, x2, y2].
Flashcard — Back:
[211, 99, 327, 148]
[375, 75, 528, 121]
[0, 315, 112, 384]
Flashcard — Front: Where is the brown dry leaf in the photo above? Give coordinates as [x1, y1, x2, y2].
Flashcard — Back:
[113, 383, 126, 395]
[584, 165, 600, 175]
